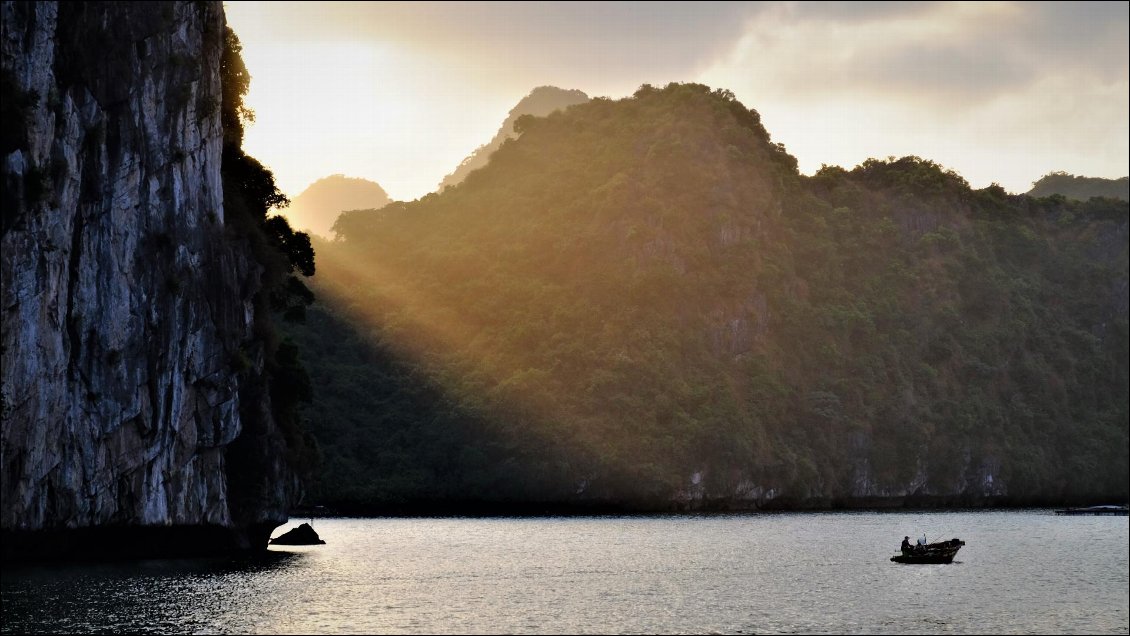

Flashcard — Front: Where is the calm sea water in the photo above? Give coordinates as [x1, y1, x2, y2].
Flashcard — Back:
[2, 511, 1127, 634]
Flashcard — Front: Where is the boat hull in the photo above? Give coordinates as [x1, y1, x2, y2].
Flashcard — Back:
[890, 552, 958, 564]
[891, 538, 965, 564]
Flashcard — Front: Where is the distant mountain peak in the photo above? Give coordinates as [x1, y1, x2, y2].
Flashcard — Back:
[438, 86, 590, 192]
[1027, 172, 1128, 201]
[284, 174, 391, 238]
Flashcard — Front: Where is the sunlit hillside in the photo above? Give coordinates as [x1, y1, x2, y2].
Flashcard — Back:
[285, 83, 1129, 511]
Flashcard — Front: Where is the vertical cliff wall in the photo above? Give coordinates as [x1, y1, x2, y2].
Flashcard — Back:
[1, 0, 292, 557]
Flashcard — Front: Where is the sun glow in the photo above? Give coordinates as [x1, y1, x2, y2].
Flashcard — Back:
[237, 41, 407, 197]
[226, 5, 516, 202]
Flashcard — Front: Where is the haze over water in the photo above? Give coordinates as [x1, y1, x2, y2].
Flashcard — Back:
[3, 510, 1127, 634]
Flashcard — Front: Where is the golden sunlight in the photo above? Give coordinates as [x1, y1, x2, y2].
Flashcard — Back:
[237, 41, 402, 194]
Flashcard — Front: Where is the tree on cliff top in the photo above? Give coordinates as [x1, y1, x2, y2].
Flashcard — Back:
[221, 26, 319, 489]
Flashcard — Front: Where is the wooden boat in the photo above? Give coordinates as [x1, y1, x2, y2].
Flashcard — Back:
[1055, 505, 1128, 516]
[891, 538, 965, 564]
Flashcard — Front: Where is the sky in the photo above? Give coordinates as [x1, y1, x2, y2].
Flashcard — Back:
[224, 1, 1129, 202]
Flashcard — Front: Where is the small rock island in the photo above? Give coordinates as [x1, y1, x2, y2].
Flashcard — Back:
[269, 523, 326, 546]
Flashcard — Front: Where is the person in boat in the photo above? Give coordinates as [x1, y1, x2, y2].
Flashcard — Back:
[901, 536, 912, 554]
[915, 534, 927, 552]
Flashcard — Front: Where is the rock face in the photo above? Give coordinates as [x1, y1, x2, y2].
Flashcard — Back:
[1, 1, 291, 558]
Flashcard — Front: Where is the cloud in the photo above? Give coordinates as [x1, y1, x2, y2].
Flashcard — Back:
[698, 1, 1129, 191]
[1017, 1, 1129, 81]
[790, 1, 943, 22]
[226, 1, 762, 95]
[705, 2, 1127, 104]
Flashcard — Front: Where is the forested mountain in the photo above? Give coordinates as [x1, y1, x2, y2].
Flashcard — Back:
[1028, 172, 1129, 201]
[436, 86, 589, 192]
[289, 83, 1128, 512]
[284, 174, 391, 238]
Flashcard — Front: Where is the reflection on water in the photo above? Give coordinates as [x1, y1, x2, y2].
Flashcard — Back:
[2, 552, 302, 634]
[2, 511, 1128, 634]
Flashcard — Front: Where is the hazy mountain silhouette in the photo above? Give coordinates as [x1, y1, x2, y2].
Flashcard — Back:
[284, 174, 392, 237]
[437, 86, 589, 192]
[1027, 172, 1128, 201]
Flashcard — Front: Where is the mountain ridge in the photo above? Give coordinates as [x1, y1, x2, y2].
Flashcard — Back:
[437, 85, 590, 192]
[1027, 172, 1128, 201]
[296, 82, 1128, 511]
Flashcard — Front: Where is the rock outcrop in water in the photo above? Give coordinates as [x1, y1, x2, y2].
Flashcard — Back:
[1, 1, 294, 559]
[269, 522, 325, 545]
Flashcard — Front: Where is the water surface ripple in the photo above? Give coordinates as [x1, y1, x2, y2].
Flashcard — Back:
[3, 511, 1127, 634]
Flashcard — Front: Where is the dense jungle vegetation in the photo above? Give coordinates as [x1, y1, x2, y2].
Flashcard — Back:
[286, 83, 1128, 511]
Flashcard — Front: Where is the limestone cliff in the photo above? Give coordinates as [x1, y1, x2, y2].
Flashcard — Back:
[1, 1, 292, 558]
